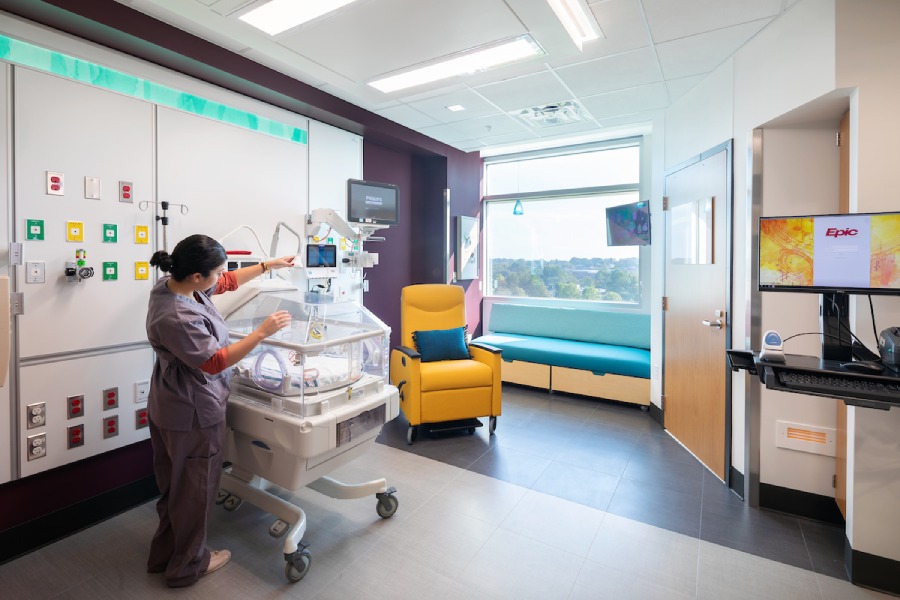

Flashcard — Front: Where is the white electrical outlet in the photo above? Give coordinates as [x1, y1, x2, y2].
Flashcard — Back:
[27, 433, 47, 460]
[27, 402, 46, 429]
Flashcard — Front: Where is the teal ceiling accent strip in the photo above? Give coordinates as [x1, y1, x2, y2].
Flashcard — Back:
[0, 34, 308, 145]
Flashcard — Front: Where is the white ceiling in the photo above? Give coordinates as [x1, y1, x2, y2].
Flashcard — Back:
[114, 0, 800, 154]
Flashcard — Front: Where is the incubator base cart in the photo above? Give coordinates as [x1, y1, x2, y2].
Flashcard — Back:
[214, 282, 400, 583]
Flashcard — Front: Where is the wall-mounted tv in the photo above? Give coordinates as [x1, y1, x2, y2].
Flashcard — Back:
[758, 211, 900, 295]
[606, 200, 651, 246]
[347, 178, 399, 226]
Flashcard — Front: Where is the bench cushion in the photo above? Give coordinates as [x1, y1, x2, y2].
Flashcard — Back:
[475, 333, 650, 379]
[488, 304, 650, 350]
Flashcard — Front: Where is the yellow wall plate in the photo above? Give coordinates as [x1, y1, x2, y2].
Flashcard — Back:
[135, 225, 149, 244]
[135, 261, 149, 280]
[66, 221, 84, 242]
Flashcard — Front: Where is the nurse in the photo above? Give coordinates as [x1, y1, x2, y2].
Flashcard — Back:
[145, 234, 294, 588]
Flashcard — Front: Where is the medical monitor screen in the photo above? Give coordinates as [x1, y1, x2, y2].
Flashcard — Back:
[606, 201, 651, 246]
[758, 211, 900, 294]
[348, 179, 399, 225]
[306, 244, 337, 268]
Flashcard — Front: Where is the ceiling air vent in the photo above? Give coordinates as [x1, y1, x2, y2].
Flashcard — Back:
[514, 101, 587, 128]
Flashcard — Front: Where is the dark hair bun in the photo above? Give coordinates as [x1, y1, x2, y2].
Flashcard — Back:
[149, 250, 174, 273]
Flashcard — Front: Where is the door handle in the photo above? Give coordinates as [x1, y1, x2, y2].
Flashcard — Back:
[701, 319, 723, 329]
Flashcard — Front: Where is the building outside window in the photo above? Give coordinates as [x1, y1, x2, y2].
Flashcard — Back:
[483, 139, 646, 306]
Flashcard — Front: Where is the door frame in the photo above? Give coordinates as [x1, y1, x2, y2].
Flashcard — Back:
[662, 138, 734, 488]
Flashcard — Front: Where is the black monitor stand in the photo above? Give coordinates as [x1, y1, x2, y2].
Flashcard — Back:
[820, 292, 852, 362]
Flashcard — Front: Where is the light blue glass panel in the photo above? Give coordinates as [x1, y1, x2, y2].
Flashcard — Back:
[0, 34, 307, 145]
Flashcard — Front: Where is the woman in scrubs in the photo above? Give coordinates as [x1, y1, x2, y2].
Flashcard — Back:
[145, 234, 294, 587]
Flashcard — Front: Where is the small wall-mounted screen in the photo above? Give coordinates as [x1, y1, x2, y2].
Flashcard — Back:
[306, 244, 337, 268]
[348, 178, 399, 225]
[606, 201, 651, 246]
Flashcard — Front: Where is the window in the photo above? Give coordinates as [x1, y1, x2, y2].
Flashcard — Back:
[483, 140, 646, 306]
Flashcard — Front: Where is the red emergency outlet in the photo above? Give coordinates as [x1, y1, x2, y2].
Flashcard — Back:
[67, 395, 84, 419]
[68, 424, 85, 449]
[103, 387, 119, 411]
[135, 408, 149, 430]
[103, 415, 119, 439]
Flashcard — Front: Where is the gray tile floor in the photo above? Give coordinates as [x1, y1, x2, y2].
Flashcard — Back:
[0, 384, 891, 599]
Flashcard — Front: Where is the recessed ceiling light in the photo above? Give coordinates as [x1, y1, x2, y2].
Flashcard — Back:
[239, 0, 359, 36]
[446, 105, 466, 112]
[546, 0, 603, 50]
[369, 35, 544, 94]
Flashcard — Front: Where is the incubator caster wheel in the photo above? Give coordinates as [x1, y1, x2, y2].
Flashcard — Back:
[284, 549, 311, 583]
[375, 488, 399, 519]
[222, 495, 243, 512]
[489, 416, 497, 434]
[467, 427, 476, 435]
[406, 425, 417, 445]
[215, 490, 230, 505]
[640, 405, 649, 412]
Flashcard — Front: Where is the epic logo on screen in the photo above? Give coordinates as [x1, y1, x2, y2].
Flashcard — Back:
[825, 228, 858, 237]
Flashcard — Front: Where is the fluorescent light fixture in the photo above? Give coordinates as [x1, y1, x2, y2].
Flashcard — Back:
[446, 105, 466, 112]
[546, 0, 602, 50]
[239, 0, 359, 36]
[369, 36, 544, 94]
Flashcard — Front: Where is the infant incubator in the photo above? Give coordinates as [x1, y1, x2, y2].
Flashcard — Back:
[213, 281, 399, 583]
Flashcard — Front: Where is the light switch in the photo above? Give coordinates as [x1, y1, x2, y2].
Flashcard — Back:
[84, 176, 101, 199]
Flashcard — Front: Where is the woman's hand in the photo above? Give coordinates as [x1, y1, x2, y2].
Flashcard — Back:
[257, 310, 292, 337]
[265, 256, 295, 270]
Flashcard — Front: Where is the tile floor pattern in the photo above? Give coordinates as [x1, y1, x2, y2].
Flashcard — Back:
[0, 385, 893, 599]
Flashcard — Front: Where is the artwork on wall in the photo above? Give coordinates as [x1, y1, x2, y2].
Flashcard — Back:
[456, 215, 479, 280]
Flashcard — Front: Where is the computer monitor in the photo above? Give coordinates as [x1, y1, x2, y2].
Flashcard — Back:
[347, 179, 399, 225]
[758, 211, 900, 295]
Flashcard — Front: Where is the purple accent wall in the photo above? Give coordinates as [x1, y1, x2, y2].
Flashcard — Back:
[0, 0, 487, 540]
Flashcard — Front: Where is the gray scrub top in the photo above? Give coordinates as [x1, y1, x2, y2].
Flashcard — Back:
[146, 276, 232, 431]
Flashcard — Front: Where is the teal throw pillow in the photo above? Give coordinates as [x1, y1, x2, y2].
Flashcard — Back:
[412, 326, 470, 362]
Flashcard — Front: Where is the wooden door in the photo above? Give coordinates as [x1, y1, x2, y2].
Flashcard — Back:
[663, 145, 731, 480]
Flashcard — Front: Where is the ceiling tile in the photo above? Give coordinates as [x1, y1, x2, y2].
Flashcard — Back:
[417, 123, 471, 144]
[579, 82, 669, 119]
[656, 19, 770, 80]
[641, 0, 783, 43]
[665, 74, 706, 102]
[474, 70, 574, 113]
[449, 113, 528, 138]
[375, 105, 441, 130]
[407, 89, 503, 123]
[276, 0, 525, 82]
[555, 47, 662, 98]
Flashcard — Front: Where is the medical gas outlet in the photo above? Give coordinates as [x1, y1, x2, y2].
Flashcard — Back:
[65, 249, 94, 282]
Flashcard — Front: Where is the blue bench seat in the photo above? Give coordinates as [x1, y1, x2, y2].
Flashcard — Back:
[475, 333, 650, 379]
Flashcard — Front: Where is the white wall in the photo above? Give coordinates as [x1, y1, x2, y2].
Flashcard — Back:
[834, 0, 900, 562]
[665, 0, 838, 481]
[758, 127, 840, 497]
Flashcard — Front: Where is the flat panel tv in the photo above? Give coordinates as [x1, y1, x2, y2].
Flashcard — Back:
[758, 211, 900, 294]
[347, 178, 398, 225]
[606, 200, 650, 246]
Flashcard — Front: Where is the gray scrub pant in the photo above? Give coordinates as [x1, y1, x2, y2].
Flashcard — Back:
[147, 417, 226, 588]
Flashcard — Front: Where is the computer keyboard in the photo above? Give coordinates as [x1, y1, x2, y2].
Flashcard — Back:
[777, 370, 900, 403]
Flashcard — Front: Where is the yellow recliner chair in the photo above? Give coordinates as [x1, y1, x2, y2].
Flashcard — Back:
[390, 284, 501, 444]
